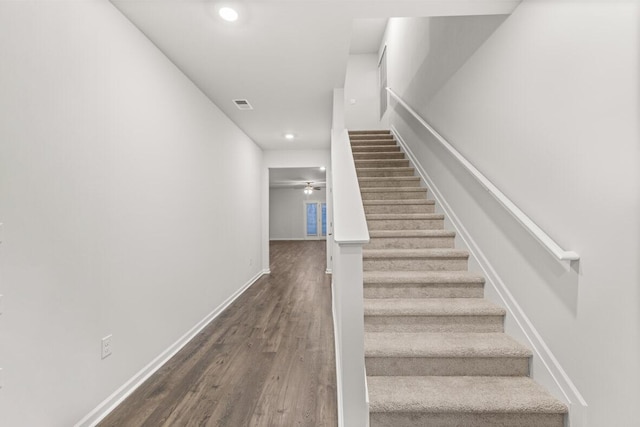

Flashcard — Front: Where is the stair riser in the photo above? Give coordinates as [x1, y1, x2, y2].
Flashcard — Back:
[350, 135, 395, 141]
[367, 219, 444, 230]
[364, 204, 434, 214]
[351, 139, 396, 146]
[355, 160, 410, 168]
[357, 169, 415, 177]
[364, 283, 484, 299]
[361, 191, 426, 200]
[352, 146, 400, 153]
[365, 356, 530, 377]
[359, 179, 421, 188]
[366, 236, 455, 249]
[364, 315, 504, 333]
[353, 152, 406, 160]
[363, 258, 467, 271]
[349, 131, 390, 136]
[370, 412, 565, 427]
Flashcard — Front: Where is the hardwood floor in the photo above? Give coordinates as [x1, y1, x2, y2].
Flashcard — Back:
[99, 240, 337, 427]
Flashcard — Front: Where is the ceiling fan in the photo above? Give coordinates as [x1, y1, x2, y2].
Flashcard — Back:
[293, 181, 322, 194]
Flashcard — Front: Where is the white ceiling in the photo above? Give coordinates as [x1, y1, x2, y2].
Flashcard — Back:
[111, 1, 519, 151]
[269, 167, 326, 188]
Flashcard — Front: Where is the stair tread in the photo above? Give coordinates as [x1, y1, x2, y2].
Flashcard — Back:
[365, 332, 531, 358]
[352, 144, 399, 149]
[349, 130, 391, 135]
[363, 199, 434, 205]
[358, 176, 419, 181]
[357, 166, 414, 171]
[361, 187, 425, 192]
[369, 230, 454, 237]
[364, 298, 505, 316]
[364, 271, 484, 284]
[367, 213, 443, 220]
[363, 248, 468, 259]
[368, 376, 567, 414]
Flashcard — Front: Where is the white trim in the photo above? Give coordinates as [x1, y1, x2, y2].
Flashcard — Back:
[269, 237, 306, 241]
[331, 278, 344, 427]
[387, 88, 579, 263]
[392, 126, 587, 426]
[74, 270, 267, 427]
[263, 269, 271, 275]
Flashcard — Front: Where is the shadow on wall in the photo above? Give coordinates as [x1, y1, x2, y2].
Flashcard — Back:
[397, 107, 580, 316]
[401, 15, 507, 115]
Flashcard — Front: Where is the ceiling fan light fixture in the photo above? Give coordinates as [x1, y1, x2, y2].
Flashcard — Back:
[303, 182, 313, 195]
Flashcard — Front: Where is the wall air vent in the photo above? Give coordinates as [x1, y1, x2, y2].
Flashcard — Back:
[233, 99, 253, 110]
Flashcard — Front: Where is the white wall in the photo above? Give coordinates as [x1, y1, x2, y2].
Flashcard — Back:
[344, 54, 382, 130]
[0, 2, 263, 426]
[383, 2, 640, 425]
[269, 187, 327, 240]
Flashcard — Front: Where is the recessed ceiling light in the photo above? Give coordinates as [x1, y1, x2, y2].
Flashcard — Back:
[219, 7, 238, 22]
[320, 166, 326, 171]
[284, 133, 295, 140]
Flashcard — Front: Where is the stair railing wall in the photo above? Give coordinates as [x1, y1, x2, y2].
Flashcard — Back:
[385, 88, 587, 425]
[330, 127, 370, 427]
[386, 87, 579, 263]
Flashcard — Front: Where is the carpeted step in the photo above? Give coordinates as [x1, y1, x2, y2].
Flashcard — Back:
[356, 167, 415, 177]
[361, 187, 427, 201]
[363, 199, 435, 214]
[358, 177, 421, 188]
[368, 376, 567, 427]
[353, 152, 406, 160]
[363, 248, 468, 271]
[364, 298, 504, 333]
[366, 214, 444, 231]
[363, 271, 485, 298]
[365, 332, 531, 376]
[349, 130, 391, 136]
[351, 139, 397, 146]
[355, 158, 410, 168]
[352, 145, 400, 153]
[350, 134, 395, 141]
[366, 229, 455, 249]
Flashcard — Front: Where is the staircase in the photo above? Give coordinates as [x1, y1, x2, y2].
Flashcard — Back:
[349, 130, 568, 427]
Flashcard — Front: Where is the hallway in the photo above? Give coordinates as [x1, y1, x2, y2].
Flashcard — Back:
[99, 241, 337, 426]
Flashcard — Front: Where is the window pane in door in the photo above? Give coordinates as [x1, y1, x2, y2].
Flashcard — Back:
[306, 203, 318, 236]
[321, 203, 327, 236]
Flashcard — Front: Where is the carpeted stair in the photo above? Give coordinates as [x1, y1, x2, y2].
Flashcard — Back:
[349, 130, 568, 427]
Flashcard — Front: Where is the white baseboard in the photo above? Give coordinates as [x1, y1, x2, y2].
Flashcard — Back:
[331, 279, 344, 427]
[74, 270, 267, 427]
[392, 125, 587, 427]
[269, 238, 305, 241]
[263, 269, 271, 274]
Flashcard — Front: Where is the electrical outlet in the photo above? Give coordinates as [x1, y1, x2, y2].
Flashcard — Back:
[249, 258, 253, 266]
[101, 335, 113, 359]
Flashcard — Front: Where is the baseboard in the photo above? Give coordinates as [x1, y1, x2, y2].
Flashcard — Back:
[74, 270, 267, 427]
[325, 268, 332, 274]
[391, 125, 587, 426]
[263, 269, 271, 275]
[331, 279, 344, 427]
[269, 238, 305, 241]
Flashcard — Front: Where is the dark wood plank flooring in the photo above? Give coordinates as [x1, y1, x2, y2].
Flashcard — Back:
[99, 240, 337, 427]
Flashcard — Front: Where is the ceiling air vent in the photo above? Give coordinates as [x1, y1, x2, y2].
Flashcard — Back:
[233, 99, 253, 110]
